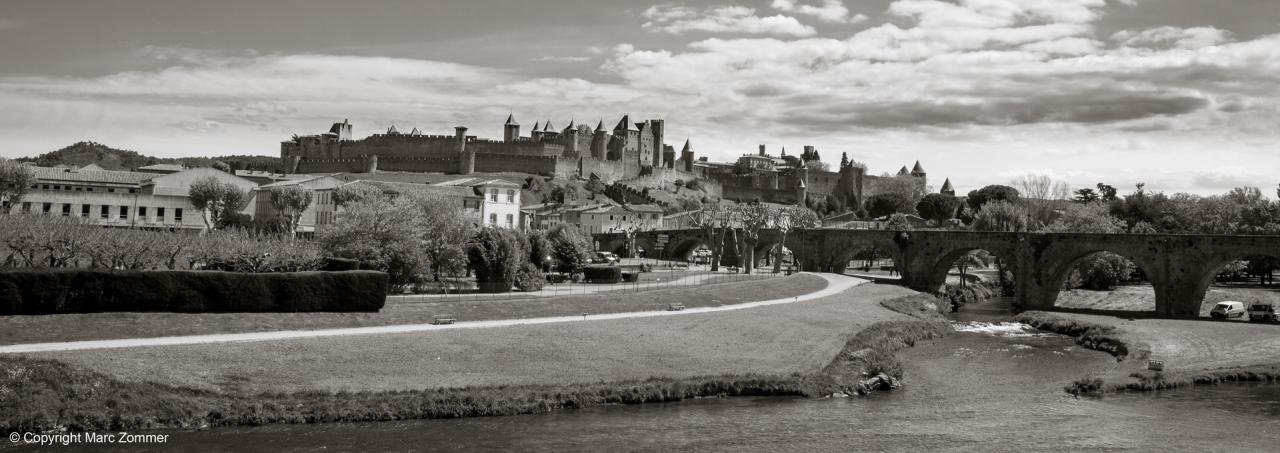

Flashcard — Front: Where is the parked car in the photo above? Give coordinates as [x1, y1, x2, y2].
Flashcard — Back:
[1248, 302, 1278, 322]
[1210, 301, 1247, 319]
[593, 252, 618, 264]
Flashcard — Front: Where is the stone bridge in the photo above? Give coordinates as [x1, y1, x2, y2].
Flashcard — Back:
[595, 229, 1280, 318]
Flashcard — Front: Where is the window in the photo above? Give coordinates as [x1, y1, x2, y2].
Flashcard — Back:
[100, 205, 109, 219]
[157, 207, 166, 222]
[108, 188, 115, 193]
[22, 202, 30, 212]
[81, 204, 90, 217]
[87, 188, 93, 192]
[506, 214, 514, 227]
[128, 189, 136, 194]
[41, 184, 49, 190]
[139, 207, 147, 221]
[61, 204, 70, 217]
[175, 208, 183, 222]
[506, 190, 515, 203]
[490, 189, 498, 202]
[42, 203, 51, 214]
[119, 206, 128, 220]
[489, 213, 497, 224]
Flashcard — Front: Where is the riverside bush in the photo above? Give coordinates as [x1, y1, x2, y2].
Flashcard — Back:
[0, 270, 387, 314]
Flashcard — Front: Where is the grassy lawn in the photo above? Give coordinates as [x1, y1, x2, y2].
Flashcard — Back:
[0, 274, 824, 346]
[20, 283, 919, 394]
[1055, 284, 1280, 316]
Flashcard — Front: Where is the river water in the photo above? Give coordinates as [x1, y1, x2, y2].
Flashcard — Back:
[35, 299, 1280, 452]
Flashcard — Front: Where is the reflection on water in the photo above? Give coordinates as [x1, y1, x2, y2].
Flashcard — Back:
[37, 297, 1280, 452]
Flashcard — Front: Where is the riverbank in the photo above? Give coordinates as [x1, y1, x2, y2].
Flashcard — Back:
[3, 281, 948, 432]
[1055, 283, 1280, 317]
[1015, 310, 1280, 394]
[0, 273, 823, 346]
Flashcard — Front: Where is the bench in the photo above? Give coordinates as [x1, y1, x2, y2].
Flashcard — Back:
[667, 303, 685, 311]
[1147, 360, 1164, 371]
[431, 316, 457, 325]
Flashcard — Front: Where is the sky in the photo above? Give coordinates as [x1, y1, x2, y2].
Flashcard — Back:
[1, 0, 1278, 195]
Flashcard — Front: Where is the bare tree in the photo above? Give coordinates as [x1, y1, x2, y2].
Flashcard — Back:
[269, 185, 314, 238]
[1010, 173, 1070, 229]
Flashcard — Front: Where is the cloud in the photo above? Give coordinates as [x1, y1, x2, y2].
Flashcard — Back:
[534, 55, 592, 63]
[771, 0, 864, 24]
[641, 4, 816, 37]
[1111, 26, 1232, 50]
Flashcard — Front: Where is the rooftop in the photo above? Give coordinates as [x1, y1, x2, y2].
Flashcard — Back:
[28, 166, 155, 185]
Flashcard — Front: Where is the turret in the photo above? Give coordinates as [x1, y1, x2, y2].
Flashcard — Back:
[680, 139, 694, 172]
[911, 160, 926, 178]
[897, 165, 909, 176]
[456, 126, 473, 175]
[504, 114, 520, 143]
[530, 121, 542, 141]
[649, 119, 665, 168]
[940, 178, 955, 196]
[759, 144, 766, 156]
[591, 119, 608, 159]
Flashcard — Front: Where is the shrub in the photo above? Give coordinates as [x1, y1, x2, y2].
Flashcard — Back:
[0, 270, 387, 314]
[515, 263, 546, 292]
[547, 224, 593, 273]
[621, 272, 639, 283]
[583, 265, 622, 283]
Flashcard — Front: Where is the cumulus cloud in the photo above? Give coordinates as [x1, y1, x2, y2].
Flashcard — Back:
[771, 0, 864, 23]
[641, 4, 816, 37]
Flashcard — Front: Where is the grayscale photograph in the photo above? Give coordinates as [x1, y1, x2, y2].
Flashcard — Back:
[2, 0, 1279, 451]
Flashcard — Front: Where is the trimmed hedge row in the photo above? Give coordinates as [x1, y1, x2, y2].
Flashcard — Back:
[583, 265, 622, 283]
[0, 270, 388, 315]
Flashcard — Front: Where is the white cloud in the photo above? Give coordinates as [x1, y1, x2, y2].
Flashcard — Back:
[1112, 26, 1232, 50]
[534, 55, 592, 62]
[641, 4, 816, 37]
[771, 0, 863, 24]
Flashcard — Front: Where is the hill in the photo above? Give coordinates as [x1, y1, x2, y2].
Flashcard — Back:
[16, 142, 282, 172]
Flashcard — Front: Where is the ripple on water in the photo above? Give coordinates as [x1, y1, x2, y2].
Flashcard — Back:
[951, 321, 1055, 337]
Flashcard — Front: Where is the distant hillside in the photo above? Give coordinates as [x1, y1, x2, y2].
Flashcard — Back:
[16, 142, 282, 172]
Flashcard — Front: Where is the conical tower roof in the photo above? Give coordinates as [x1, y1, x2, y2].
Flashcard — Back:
[595, 119, 605, 132]
[681, 139, 692, 152]
[543, 121, 554, 131]
[912, 160, 925, 173]
[941, 178, 954, 193]
[614, 115, 630, 132]
[505, 113, 518, 126]
[898, 166, 909, 175]
[531, 120, 541, 131]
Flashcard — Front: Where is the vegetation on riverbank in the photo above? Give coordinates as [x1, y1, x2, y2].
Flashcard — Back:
[1014, 311, 1131, 360]
[1, 317, 949, 433]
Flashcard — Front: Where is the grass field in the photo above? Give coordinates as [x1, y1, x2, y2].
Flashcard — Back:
[0, 274, 824, 346]
[1054, 284, 1280, 316]
[20, 282, 919, 394]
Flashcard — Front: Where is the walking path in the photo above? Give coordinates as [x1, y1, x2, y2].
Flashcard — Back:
[0, 273, 867, 354]
[391, 270, 774, 300]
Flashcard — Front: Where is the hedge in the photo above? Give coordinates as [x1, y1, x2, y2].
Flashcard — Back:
[583, 265, 622, 284]
[0, 270, 388, 315]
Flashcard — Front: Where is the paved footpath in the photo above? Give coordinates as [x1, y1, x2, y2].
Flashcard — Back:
[0, 273, 867, 354]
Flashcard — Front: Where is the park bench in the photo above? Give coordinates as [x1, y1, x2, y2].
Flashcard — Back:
[431, 315, 457, 325]
[667, 303, 685, 311]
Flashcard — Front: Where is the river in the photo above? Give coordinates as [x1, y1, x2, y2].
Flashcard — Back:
[28, 298, 1280, 452]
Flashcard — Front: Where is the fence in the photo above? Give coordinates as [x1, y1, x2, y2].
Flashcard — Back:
[386, 258, 794, 304]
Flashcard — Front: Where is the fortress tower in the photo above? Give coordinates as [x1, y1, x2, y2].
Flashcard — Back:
[504, 114, 520, 143]
[455, 126, 473, 175]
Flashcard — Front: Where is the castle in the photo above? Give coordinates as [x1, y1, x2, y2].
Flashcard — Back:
[281, 115, 932, 213]
[281, 115, 698, 183]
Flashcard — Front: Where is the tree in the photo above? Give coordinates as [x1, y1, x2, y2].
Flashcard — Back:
[734, 203, 770, 274]
[334, 183, 385, 207]
[0, 158, 35, 212]
[527, 229, 552, 271]
[467, 227, 530, 293]
[188, 176, 249, 232]
[916, 193, 960, 225]
[318, 193, 423, 286]
[1043, 202, 1126, 234]
[690, 204, 731, 271]
[865, 193, 914, 218]
[211, 161, 231, 173]
[1073, 188, 1099, 204]
[953, 250, 992, 288]
[966, 185, 1020, 212]
[769, 206, 819, 273]
[969, 200, 1029, 232]
[1096, 183, 1118, 202]
[269, 185, 313, 237]
[547, 224, 593, 274]
[402, 190, 478, 283]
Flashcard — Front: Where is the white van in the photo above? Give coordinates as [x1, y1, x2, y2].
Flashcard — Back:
[1211, 301, 1247, 319]
[1248, 302, 1278, 322]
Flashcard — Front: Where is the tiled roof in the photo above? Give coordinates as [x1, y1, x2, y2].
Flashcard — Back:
[344, 180, 475, 198]
[138, 164, 186, 172]
[28, 166, 154, 185]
